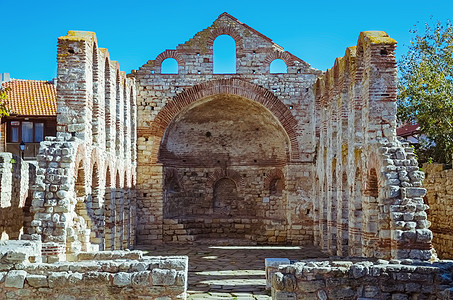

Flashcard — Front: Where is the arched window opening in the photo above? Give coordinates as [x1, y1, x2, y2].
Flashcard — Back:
[213, 35, 236, 74]
[270, 59, 287, 73]
[161, 58, 178, 74]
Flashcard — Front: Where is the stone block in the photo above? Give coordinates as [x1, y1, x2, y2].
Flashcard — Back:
[5, 270, 27, 288]
[113, 272, 132, 286]
[350, 264, 368, 278]
[131, 271, 151, 286]
[297, 280, 325, 293]
[159, 257, 187, 270]
[406, 187, 426, 198]
[273, 291, 297, 300]
[152, 268, 176, 286]
[48, 272, 69, 288]
[26, 274, 48, 288]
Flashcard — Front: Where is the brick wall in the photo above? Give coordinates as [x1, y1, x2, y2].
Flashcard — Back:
[28, 31, 137, 261]
[314, 32, 433, 260]
[131, 12, 320, 245]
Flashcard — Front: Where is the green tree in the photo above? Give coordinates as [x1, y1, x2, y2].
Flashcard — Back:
[0, 86, 9, 117]
[397, 20, 453, 164]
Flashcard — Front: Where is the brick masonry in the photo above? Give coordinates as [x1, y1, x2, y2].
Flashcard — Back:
[314, 32, 433, 260]
[131, 12, 321, 246]
[27, 31, 138, 262]
[0, 13, 436, 263]
[0, 12, 446, 300]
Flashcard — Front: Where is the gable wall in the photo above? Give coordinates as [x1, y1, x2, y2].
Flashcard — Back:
[131, 13, 321, 245]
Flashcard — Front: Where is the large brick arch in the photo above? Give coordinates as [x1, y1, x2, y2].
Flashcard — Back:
[150, 78, 301, 163]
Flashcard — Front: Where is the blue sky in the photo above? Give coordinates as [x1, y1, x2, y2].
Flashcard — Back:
[0, 0, 452, 80]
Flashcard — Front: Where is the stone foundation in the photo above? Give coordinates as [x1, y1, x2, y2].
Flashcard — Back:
[0, 240, 188, 299]
[270, 258, 453, 299]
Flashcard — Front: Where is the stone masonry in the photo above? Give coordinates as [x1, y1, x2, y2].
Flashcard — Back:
[423, 163, 453, 259]
[0, 12, 434, 261]
[131, 12, 323, 246]
[0, 240, 187, 299]
[28, 31, 138, 262]
[0, 12, 445, 300]
[271, 258, 453, 299]
[0, 153, 34, 241]
[314, 32, 433, 260]
[129, 13, 434, 261]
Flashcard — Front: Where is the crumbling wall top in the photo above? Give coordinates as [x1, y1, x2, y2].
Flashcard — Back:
[60, 31, 97, 43]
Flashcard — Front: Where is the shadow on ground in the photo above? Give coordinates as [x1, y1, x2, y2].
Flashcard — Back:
[138, 241, 327, 299]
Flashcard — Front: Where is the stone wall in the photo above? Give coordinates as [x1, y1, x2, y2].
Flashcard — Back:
[314, 32, 433, 260]
[27, 31, 137, 262]
[0, 153, 34, 241]
[0, 14, 438, 265]
[423, 163, 453, 259]
[131, 12, 321, 245]
[270, 258, 453, 299]
[0, 240, 188, 299]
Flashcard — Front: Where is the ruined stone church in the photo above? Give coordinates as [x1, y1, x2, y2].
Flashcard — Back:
[4, 13, 433, 262]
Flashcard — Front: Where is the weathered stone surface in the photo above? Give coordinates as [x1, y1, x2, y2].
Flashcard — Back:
[271, 259, 453, 299]
[152, 268, 176, 286]
[113, 272, 132, 286]
[26, 274, 48, 287]
[5, 270, 27, 288]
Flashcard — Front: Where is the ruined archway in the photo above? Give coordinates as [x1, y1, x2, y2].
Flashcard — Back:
[149, 79, 301, 163]
[158, 91, 294, 243]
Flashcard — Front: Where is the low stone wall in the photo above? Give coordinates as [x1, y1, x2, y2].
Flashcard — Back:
[270, 258, 453, 299]
[0, 240, 188, 299]
[163, 217, 301, 245]
[0, 153, 34, 241]
[423, 163, 453, 259]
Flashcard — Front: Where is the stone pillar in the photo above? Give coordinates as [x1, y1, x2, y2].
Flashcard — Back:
[103, 187, 115, 250]
[56, 31, 95, 143]
[115, 189, 124, 249]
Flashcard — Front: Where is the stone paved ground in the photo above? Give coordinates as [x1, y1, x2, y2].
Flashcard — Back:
[139, 241, 327, 299]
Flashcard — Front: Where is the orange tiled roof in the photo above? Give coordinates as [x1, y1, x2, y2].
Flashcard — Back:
[396, 123, 420, 137]
[1, 79, 56, 116]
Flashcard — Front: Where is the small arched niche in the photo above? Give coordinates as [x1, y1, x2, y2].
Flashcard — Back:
[213, 178, 237, 214]
[269, 177, 284, 196]
[270, 59, 287, 73]
[161, 58, 179, 74]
